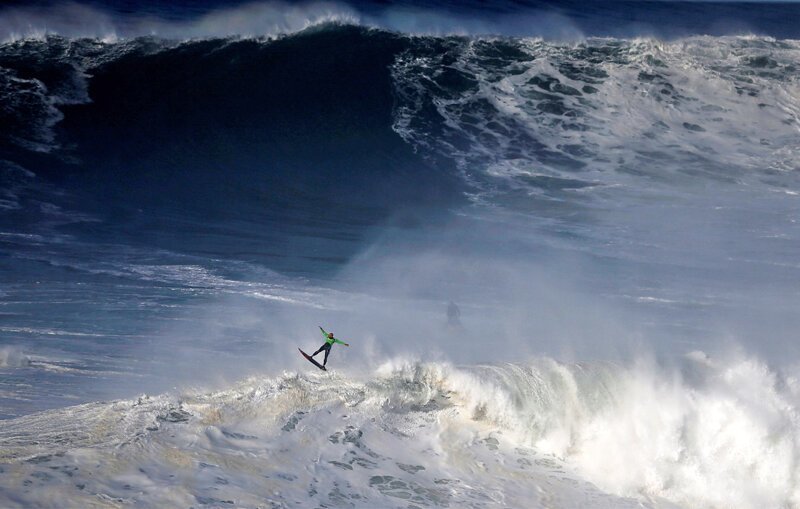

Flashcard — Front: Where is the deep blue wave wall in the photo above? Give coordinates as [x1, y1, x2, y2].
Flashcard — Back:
[0, 27, 465, 272]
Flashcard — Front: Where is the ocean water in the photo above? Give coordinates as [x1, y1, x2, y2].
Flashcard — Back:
[1, 1, 800, 507]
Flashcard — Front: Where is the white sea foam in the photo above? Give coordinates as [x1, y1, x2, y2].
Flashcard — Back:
[392, 36, 800, 202]
[0, 354, 796, 508]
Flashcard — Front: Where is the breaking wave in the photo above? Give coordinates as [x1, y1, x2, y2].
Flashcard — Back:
[1, 354, 798, 508]
[2, 28, 798, 223]
[392, 35, 800, 206]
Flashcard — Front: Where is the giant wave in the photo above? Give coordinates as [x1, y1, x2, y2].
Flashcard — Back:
[2, 12, 800, 509]
[2, 27, 798, 252]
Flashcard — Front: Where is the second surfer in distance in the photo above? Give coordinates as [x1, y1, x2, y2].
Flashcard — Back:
[311, 326, 349, 369]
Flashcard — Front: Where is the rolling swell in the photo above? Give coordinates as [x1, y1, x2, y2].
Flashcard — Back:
[0, 26, 465, 273]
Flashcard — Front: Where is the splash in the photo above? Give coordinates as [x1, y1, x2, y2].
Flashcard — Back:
[1, 354, 798, 508]
[0, 346, 29, 368]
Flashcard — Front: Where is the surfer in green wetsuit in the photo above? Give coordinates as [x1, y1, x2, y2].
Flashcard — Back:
[311, 326, 349, 368]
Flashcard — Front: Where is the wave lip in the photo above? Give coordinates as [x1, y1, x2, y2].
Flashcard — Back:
[3, 1, 800, 43]
[0, 1, 361, 42]
[0, 1, 580, 42]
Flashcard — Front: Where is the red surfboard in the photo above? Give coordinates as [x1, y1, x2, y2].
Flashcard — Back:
[298, 348, 327, 371]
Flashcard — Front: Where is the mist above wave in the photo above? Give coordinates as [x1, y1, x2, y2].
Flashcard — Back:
[0, 346, 29, 368]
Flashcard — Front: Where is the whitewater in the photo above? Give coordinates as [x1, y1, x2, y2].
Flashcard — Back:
[2, 355, 799, 508]
[2, 1, 800, 508]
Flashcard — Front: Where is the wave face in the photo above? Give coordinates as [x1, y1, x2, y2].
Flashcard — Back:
[2, 15, 800, 509]
[1, 356, 799, 508]
[3, 31, 799, 240]
[0, 28, 466, 272]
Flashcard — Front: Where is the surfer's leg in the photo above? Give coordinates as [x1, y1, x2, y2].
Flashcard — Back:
[323, 344, 331, 366]
[312, 344, 326, 357]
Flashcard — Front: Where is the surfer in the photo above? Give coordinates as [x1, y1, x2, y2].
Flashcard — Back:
[447, 300, 461, 328]
[310, 326, 349, 368]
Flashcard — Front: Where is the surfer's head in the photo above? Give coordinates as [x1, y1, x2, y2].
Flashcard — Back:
[328, 332, 334, 339]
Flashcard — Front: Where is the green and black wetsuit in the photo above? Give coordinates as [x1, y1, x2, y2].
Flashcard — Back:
[312, 327, 347, 367]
